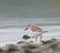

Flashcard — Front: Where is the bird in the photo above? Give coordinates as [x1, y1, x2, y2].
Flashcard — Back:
[24, 24, 48, 42]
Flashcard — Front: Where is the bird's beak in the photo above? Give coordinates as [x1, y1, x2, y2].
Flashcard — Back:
[24, 27, 28, 31]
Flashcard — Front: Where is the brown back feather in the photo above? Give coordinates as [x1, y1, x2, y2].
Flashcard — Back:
[30, 25, 43, 32]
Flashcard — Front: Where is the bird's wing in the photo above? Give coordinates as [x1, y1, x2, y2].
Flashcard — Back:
[31, 26, 42, 32]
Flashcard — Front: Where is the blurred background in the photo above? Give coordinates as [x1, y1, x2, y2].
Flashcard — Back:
[0, 0, 60, 47]
[0, 0, 60, 27]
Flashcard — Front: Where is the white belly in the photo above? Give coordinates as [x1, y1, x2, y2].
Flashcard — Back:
[32, 32, 42, 36]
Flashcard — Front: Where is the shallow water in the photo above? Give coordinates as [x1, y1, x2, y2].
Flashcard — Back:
[0, 18, 60, 47]
[0, 1, 60, 53]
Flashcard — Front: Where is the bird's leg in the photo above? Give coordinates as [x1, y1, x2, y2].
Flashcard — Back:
[35, 36, 37, 42]
[40, 35, 42, 42]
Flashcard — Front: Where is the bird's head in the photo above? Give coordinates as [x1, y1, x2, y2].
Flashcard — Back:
[24, 24, 33, 31]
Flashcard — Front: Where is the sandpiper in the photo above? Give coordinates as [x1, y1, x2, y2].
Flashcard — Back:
[24, 24, 48, 42]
